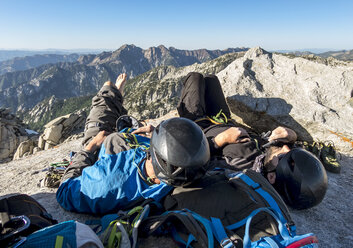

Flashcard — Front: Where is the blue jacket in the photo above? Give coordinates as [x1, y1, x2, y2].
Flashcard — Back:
[56, 133, 172, 214]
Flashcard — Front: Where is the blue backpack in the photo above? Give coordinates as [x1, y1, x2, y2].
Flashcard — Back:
[140, 170, 319, 248]
[15, 220, 103, 248]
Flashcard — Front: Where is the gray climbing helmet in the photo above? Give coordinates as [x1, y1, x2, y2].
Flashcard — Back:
[150, 117, 210, 187]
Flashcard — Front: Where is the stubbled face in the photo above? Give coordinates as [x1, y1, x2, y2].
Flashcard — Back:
[264, 145, 291, 184]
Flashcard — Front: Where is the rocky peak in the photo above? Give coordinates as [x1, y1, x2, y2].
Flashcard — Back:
[157, 44, 168, 50]
[77, 54, 96, 64]
[244, 46, 270, 59]
[118, 44, 138, 51]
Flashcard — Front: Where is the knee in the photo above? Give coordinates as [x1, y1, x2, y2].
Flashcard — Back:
[187, 72, 203, 77]
[184, 72, 204, 86]
[205, 74, 219, 81]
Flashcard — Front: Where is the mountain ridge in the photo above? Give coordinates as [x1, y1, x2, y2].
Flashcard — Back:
[277, 49, 353, 61]
[0, 54, 80, 75]
[22, 52, 246, 131]
[0, 44, 248, 116]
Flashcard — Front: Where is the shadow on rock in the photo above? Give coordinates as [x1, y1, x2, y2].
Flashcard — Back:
[29, 192, 93, 223]
[227, 95, 313, 142]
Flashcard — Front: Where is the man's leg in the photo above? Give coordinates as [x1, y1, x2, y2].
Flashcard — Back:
[204, 75, 231, 119]
[177, 72, 207, 121]
[82, 74, 128, 147]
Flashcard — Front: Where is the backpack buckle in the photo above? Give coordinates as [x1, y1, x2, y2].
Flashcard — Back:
[221, 238, 234, 248]
[251, 182, 261, 190]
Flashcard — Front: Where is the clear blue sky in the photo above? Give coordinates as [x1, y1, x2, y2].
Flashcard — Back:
[1, 0, 352, 51]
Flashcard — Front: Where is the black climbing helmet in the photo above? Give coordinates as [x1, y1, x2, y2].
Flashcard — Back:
[274, 148, 328, 210]
[150, 117, 210, 187]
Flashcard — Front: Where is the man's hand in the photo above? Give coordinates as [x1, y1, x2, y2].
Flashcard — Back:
[269, 126, 297, 143]
[214, 127, 250, 147]
[131, 124, 155, 137]
[85, 131, 110, 153]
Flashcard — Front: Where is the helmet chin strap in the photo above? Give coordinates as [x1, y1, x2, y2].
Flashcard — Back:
[145, 158, 160, 184]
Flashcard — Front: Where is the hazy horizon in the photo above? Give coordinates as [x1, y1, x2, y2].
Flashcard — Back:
[0, 46, 349, 55]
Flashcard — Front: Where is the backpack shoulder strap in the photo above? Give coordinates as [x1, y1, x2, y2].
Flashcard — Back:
[228, 170, 296, 234]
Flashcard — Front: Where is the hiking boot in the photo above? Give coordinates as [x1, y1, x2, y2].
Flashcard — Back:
[40, 160, 70, 188]
[310, 141, 322, 158]
[320, 141, 341, 173]
[42, 172, 63, 188]
[296, 141, 321, 158]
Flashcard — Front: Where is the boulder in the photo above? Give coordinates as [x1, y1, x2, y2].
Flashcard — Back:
[62, 113, 80, 127]
[44, 116, 66, 129]
[38, 111, 86, 151]
[6, 110, 86, 160]
[0, 108, 30, 161]
[43, 124, 63, 144]
[44, 142, 54, 150]
[33, 147, 41, 154]
[13, 139, 35, 160]
[217, 47, 353, 153]
[38, 134, 45, 150]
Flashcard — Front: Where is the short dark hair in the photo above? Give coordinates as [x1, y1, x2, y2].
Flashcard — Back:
[263, 146, 282, 172]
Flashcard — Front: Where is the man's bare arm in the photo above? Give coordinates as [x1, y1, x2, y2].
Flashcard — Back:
[214, 127, 250, 147]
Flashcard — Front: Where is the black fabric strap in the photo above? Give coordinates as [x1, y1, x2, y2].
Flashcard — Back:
[143, 212, 208, 247]
[185, 212, 208, 247]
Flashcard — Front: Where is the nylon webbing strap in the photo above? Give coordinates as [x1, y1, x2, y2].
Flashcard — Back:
[165, 213, 203, 247]
[162, 210, 214, 248]
[210, 217, 235, 248]
[264, 237, 280, 248]
[226, 215, 251, 231]
[185, 212, 208, 244]
[237, 173, 287, 224]
[225, 173, 287, 231]
[186, 234, 196, 247]
[180, 209, 214, 248]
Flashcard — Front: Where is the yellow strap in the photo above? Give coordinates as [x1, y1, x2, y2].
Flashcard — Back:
[54, 235, 64, 248]
[127, 206, 143, 216]
[221, 112, 228, 123]
[254, 138, 260, 151]
[195, 117, 223, 125]
[122, 131, 147, 149]
[194, 110, 229, 125]
[128, 206, 145, 227]
[107, 222, 119, 248]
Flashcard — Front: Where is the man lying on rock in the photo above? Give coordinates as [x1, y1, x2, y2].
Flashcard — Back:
[56, 72, 327, 214]
[177, 72, 327, 210]
[56, 74, 211, 214]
